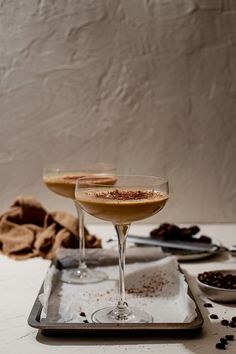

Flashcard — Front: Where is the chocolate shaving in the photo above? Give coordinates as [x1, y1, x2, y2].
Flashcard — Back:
[94, 189, 158, 201]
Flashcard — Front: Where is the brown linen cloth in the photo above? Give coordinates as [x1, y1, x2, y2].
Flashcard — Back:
[0, 196, 101, 260]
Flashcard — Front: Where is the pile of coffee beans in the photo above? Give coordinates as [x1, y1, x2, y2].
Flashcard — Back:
[150, 223, 211, 243]
[198, 271, 236, 289]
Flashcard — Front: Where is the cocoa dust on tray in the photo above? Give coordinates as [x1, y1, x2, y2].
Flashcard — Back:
[126, 272, 169, 297]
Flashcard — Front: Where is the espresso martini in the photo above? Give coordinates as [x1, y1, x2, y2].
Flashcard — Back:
[43, 169, 116, 284]
[75, 175, 169, 323]
[76, 189, 168, 224]
[44, 174, 117, 199]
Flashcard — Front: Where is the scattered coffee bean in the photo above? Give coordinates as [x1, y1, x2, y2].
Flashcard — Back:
[216, 342, 226, 350]
[204, 303, 213, 308]
[221, 320, 229, 326]
[232, 316, 236, 323]
[225, 335, 234, 341]
[83, 319, 89, 323]
[80, 311, 86, 317]
[210, 314, 218, 319]
[220, 338, 228, 345]
[229, 321, 236, 328]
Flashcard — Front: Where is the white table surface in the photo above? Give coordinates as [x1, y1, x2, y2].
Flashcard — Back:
[1, 224, 236, 354]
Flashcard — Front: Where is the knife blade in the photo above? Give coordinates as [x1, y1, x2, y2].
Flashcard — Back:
[108, 235, 220, 253]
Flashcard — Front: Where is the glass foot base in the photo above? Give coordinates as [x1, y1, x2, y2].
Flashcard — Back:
[61, 268, 108, 284]
[91, 306, 153, 323]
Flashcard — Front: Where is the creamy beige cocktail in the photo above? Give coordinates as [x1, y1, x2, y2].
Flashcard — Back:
[44, 174, 117, 199]
[76, 189, 168, 224]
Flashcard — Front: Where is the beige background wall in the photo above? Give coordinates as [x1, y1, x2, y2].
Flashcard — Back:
[1, 0, 236, 223]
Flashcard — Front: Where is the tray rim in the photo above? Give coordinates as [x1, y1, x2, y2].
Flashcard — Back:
[28, 262, 204, 335]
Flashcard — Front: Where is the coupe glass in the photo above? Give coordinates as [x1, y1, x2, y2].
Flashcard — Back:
[75, 175, 169, 323]
[43, 163, 116, 284]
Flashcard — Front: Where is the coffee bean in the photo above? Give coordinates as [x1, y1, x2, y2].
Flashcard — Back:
[216, 342, 226, 350]
[220, 338, 228, 345]
[83, 319, 89, 323]
[221, 320, 229, 326]
[229, 321, 236, 328]
[204, 303, 213, 308]
[232, 316, 236, 323]
[80, 311, 86, 317]
[225, 335, 234, 341]
[210, 314, 218, 319]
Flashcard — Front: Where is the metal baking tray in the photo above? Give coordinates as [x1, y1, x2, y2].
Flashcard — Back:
[28, 262, 203, 336]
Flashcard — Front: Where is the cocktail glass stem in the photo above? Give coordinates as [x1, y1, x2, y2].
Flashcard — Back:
[74, 201, 87, 276]
[61, 201, 107, 284]
[91, 222, 154, 323]
[112, 224, 131, 320]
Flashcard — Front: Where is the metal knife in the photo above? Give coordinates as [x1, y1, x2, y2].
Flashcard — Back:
[108, 235, 220, 253]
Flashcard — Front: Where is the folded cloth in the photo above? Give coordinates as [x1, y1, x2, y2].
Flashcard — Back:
[0, 196, 101, 260]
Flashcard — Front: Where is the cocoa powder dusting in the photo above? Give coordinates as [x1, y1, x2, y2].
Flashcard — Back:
[94, 189, 158, 201]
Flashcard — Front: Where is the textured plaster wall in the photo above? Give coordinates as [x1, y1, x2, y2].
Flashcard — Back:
[0, 0, 236, 223]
